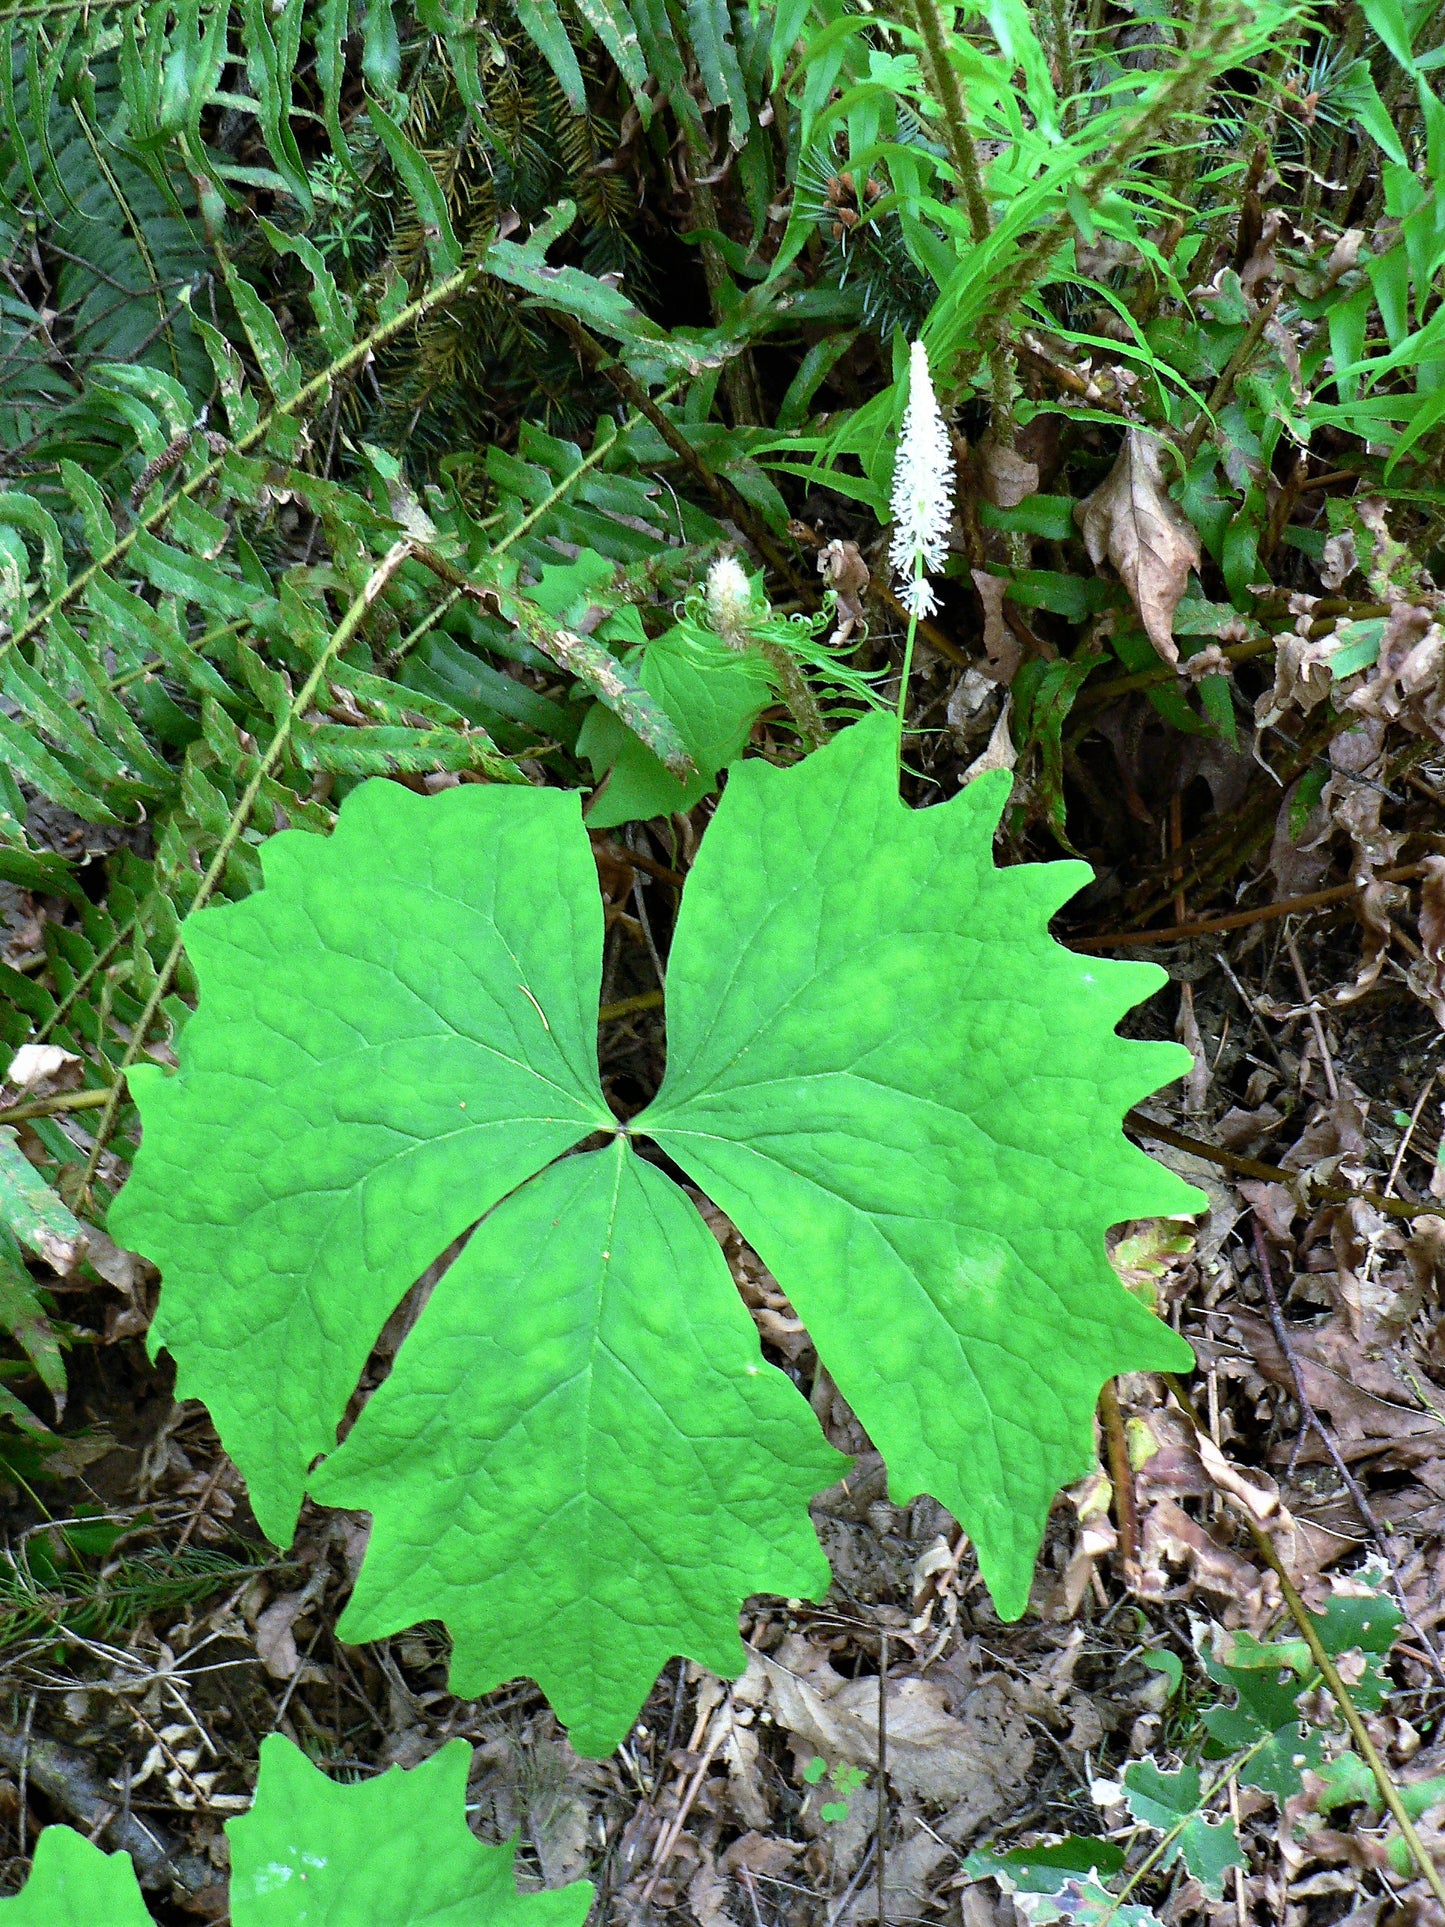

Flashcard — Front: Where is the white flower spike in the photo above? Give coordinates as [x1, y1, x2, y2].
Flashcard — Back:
[888, 340, 955, 622]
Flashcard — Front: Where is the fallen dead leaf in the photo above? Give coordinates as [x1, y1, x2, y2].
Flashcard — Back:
[1076, 429, 1201, 665]
[971, 569, 1023, 684]
[4, 1044, 80, 1091]
[749, 1635, 1033, 1828]
[978, 437, 1040, 510]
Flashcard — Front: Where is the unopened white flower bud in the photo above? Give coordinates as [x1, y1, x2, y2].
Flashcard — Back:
[705, 554, 757, 649]
[888, 341, 955, 621]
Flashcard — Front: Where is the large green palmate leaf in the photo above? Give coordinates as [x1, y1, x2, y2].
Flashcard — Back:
[113, 712, 1197, 1754]
[0, 1733, 590, 1924]
[639, 715, 1197, 1612]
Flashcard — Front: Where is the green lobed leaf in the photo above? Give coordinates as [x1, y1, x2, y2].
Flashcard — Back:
[640, 714, 1197, 1615]
[578, 619, 775, 827]
[310, 1138, 842, 1754]
[115, 714, 1197, 1748]
[228, 1733, 592, 1923]
[0, 1826, 153, 1925]
[110, 782, 618, 1543]
[3, 1732, 590, 1924]
[1123, 1761, 1244, 1899]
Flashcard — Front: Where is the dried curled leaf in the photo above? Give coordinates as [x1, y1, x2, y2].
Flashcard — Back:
[1076, 431, 1201, 666]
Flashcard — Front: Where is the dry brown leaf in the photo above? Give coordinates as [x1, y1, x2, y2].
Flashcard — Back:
[1076, 430, 1201, 665]
[252, 1581, 323, 1681]
[720, 1834, 804, 1880]
[1139, 1494, 1280, 1627]
[1408, 853, 1445, 1027]
[1228, 1308, 1441, 1468]
[750, 1636, 1032, 1824]
[970, 569, 1023, 683]
[978, 438, 1040, 510]
[961, 699, 1018, 787]
[818, 538, 870, 648]
[1320, 528, 1359, 591]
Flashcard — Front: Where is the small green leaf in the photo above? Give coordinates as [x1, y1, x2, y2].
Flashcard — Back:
[0, 1129, 87, 1274]
[1124, 1762, 1243, 1899]
[1141, 1649, 1184, 1698]
[820, 1801, 850, 1824]
[803, 1756, 829, 1785]
[229, 1733, 592, 1923]
[0, 1825, 153, 1924]
[578, 619, 774, 827]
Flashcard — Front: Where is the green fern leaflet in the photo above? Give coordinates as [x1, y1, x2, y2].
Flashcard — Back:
[112, 714, 1198, 1754]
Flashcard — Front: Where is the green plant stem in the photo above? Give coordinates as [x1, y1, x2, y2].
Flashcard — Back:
[6, 265, 484, 661]
[759, 639, 828, 748]
[966, 5, 1248, 383]
[896, 581, 922, 773]
[1181, 290, 1281, 465]
[599, 990, 665, 1024]
[900, 0, 991, 244]
[897, 0, 1021, 449]
[1164, 1377, 1445, 1910]
[1046, 0, 1078, 130]
[79, 540, 418, 1196]
[0, 1089, 111, 1126]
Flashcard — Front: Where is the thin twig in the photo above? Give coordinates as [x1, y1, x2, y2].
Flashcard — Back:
[1098, 1380, 1139, 1573]
[642, 1694, 734, 1899]
[1285, 931, 1339, 1101]
[1125, 1110, 1440, 1221]
[1385, 1070, 1435, 1197]
[877, 1629, 889, 1927]
[1067, 863, 1427, 949]
[826, 1838, 877, 1927]
[599, 989, 665, 1024]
